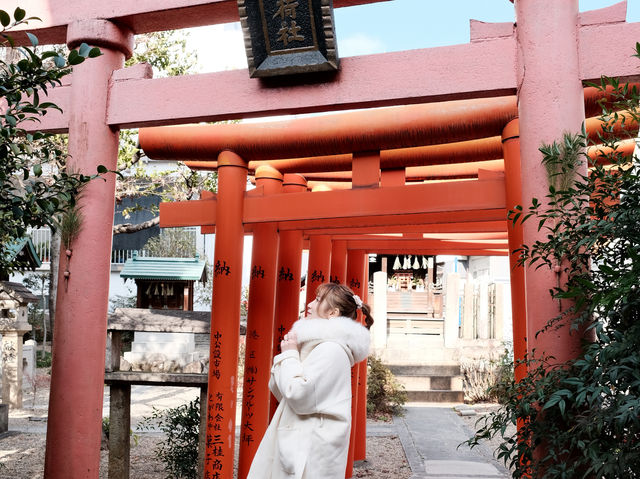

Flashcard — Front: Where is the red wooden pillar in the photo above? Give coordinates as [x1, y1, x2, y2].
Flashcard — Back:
[270, 174, 307, 418]
[354, 257, 369, 461]
[305, 235, 332, 311]
[502, 119, 527, 382]
[381, 168, 406, 187]
[331, 240, 348, 284]
[44, 20, 133, 479]
[238, 166, 283, 479]
[345, 249, 366, 478]
[352, 151, 380, 188]
[204, 150, 248, 479]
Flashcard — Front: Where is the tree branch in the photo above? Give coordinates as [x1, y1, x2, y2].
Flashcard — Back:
[113, 216, 159, 235]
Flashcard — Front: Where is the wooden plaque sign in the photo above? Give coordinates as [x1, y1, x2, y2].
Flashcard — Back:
[238, 0, 340, 77]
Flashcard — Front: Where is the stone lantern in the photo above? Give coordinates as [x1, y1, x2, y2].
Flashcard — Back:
[0, 282, 37, 408]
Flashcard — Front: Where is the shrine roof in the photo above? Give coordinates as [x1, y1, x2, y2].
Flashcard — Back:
[0, 281, 39, 304]
[120, 254, 206, 282]
[5, 237, 42, 269]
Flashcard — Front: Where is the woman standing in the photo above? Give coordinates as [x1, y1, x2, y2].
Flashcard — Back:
[247, 282, 373, 479]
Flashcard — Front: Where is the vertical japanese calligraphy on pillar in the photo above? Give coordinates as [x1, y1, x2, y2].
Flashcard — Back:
[241, 338, 259, 447]
[237, 0, 340, 77]
[206, 332, 225, 479]
[310, 269, 325, 284]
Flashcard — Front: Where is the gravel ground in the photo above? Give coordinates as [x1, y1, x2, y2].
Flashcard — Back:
[459, 402, 516, 473]
[1, 371, 411, 479]
[0, 430, 410, 478]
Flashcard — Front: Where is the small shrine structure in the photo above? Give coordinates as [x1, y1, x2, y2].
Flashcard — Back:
[120, 253, 207, 310]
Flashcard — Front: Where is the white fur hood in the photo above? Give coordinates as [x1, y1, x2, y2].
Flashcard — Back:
[290, 316, 370, 365]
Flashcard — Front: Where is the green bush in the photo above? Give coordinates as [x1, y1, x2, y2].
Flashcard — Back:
[36, 351, 51, 368]
[140, 397, 200, 479]
[367, 356, 406, 419]
[102, 416, 110, 439]
[461, 346, 514, 404]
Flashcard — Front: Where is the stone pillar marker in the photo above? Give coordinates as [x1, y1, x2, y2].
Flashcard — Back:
[0, 283, 37, 409]
[44, 20, 133, 478]
[462, 279, 474, 339]
[444, 273, 460, 349]
[477, 280, 490, 340]
[372, 271, 387, 352]
[1, 331, 30, 408]
[494, 283, 505, 341]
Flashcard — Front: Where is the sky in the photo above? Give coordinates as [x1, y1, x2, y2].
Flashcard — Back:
[189, 0, 640, 73]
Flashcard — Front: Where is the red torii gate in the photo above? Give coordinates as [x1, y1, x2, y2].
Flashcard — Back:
[138, 84, 633, 478]
[6, 0, 640, 477]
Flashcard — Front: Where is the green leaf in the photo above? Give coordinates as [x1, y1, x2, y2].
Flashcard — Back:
[0, 10, 10, 27]
[53, 55, 65, 68]
[88, 47, 102, 58]
[33, 164, 42, 176]
[97, 165, 109, 174]
[26, 32, 38, 47]
[68, 50, 85, 66]
[11, 206, 23, 218]
[13, 7, 25, 22]
[78, 42, 91, 58]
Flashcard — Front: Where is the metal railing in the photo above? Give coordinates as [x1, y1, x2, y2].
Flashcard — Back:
[30, 228, 51, 264]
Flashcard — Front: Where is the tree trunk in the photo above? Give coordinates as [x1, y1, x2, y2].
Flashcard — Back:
[42, 276, 47, 359]
[48, 229, 61, 345]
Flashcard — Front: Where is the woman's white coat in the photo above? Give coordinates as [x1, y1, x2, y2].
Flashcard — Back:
[247, 316, 370, 479]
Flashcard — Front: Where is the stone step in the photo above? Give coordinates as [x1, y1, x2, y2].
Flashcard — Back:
[406, 390, 465, 402]
[396, 375, 463, 391]
[388, 364, 461, 377]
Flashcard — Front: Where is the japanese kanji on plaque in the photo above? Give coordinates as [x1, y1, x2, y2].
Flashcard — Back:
[238, 0, 340, 77]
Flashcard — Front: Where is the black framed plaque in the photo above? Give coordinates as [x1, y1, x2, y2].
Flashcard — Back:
[238, 0, 340, 78]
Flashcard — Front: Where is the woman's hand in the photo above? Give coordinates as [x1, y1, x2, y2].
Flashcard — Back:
[281, 331, 298, 352]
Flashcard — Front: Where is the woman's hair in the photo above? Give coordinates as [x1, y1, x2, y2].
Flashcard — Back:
[315, 282, 374, 330]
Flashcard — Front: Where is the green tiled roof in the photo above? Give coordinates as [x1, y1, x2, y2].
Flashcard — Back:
[120, 254, 206, 281]
[5, 237, 42, 268]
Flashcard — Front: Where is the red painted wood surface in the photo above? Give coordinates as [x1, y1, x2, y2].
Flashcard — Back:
[331, 240, 348, 284]
[502, 120, 527, 382]
[203, 151, 248, 479]
[43, 25, 130, 478]
[238, 168, 282, 479]
[270, 175, 307, 419]
[305, 236, 332, 311]
[345, 250, 366, 477]
[160, 178, 506, 228]
[6, 0, 389, 45]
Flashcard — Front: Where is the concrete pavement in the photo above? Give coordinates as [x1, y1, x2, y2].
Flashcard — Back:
[394, 405, 510, 479]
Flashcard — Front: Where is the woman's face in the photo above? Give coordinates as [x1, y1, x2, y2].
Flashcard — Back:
[306, 294, 335, 319]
